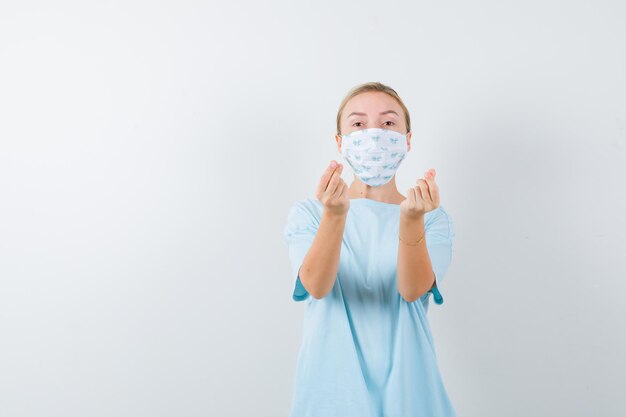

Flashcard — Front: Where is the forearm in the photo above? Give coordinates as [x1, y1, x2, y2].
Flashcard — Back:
[397, 214, 435, 302]
[298, 209, 347, 299]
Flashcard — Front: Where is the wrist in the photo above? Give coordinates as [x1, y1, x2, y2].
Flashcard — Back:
[322, 208, 348, 221]
[400, 212, 425, 223]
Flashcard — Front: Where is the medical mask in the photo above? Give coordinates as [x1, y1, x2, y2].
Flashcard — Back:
[340, 128, 408, 187]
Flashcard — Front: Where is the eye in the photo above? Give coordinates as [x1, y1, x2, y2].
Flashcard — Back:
[352, 122, 363, 127]
[383, 121, 395, 126]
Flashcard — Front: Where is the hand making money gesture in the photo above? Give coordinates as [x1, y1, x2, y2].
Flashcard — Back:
[400, 168, 440, 219]
[316, 160, 350, 216]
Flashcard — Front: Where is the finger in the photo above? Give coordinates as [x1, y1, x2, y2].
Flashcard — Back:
[334, 182, 344, 198]
[423, 169, 438, 191]
[427, 188, 439, 205]
[325, 161, 341, 191]
[424, 169, 440, 206]
[326, 164, 344, 194]
[416, 179, 433, 202]
[329, 169, 344, 198]
[424, 168, 436, 179]
[428, 184, 440, 207]
[407, 187, 416, 204]
[414, 185, 423, 201]
[317, 161, 339, 195]
[332, 180, 346, 199]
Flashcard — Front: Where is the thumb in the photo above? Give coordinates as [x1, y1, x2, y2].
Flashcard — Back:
[407, 188, 416, 203]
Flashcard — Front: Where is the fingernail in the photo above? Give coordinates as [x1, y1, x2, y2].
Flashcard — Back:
[330, 161, 337, 167]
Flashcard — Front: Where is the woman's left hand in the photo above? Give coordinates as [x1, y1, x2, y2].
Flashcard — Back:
[400, 168, 440, 219]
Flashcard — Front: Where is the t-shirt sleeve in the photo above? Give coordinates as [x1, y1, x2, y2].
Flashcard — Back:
[282, 200, 319, 302]
[421, 206, 456, 305]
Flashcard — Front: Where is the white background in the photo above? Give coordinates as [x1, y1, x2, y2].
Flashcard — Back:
[1, 1, 625, 416]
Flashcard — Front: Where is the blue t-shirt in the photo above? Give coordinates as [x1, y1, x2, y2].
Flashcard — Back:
[283, 197, 457, 417]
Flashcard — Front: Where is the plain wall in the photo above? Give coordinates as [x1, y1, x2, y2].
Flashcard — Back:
[1, 0, 625, 416]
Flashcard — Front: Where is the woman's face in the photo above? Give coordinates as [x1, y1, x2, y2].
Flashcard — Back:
[336, 91, 412, 152]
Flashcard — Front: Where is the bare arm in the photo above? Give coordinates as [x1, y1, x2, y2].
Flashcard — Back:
[397, 168, 441, 303]
[298, 209, 347, 299]
[397, 213, 435, 302]
[299, 160, 350, 300]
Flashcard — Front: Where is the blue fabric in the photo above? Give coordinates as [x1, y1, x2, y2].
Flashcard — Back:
[283, 197, 457, 417]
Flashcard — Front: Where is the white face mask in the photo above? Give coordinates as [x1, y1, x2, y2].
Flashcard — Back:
[340, 128, 408, 187]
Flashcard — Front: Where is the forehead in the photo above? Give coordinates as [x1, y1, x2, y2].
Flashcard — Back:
[343, 91, 402, 116]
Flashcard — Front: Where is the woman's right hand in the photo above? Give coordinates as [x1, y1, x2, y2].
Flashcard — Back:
[316, 160, 349, 215]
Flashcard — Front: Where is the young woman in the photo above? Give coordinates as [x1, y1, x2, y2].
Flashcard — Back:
[283, 82, 457, 417]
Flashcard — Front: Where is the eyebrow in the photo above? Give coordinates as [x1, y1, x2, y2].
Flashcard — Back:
[347, 110, 399, 118]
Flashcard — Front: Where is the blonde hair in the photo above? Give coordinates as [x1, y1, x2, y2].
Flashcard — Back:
[336, 81, 411, 136]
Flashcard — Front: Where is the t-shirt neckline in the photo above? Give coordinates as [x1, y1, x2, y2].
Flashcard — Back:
[350, 198, 403, 208]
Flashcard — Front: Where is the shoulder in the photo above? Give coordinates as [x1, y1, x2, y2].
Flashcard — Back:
[424, 205, 455, 240]
[294, 197, 323, 213]
[285, 198, 323, 226]
[425, 205, 450, 223]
